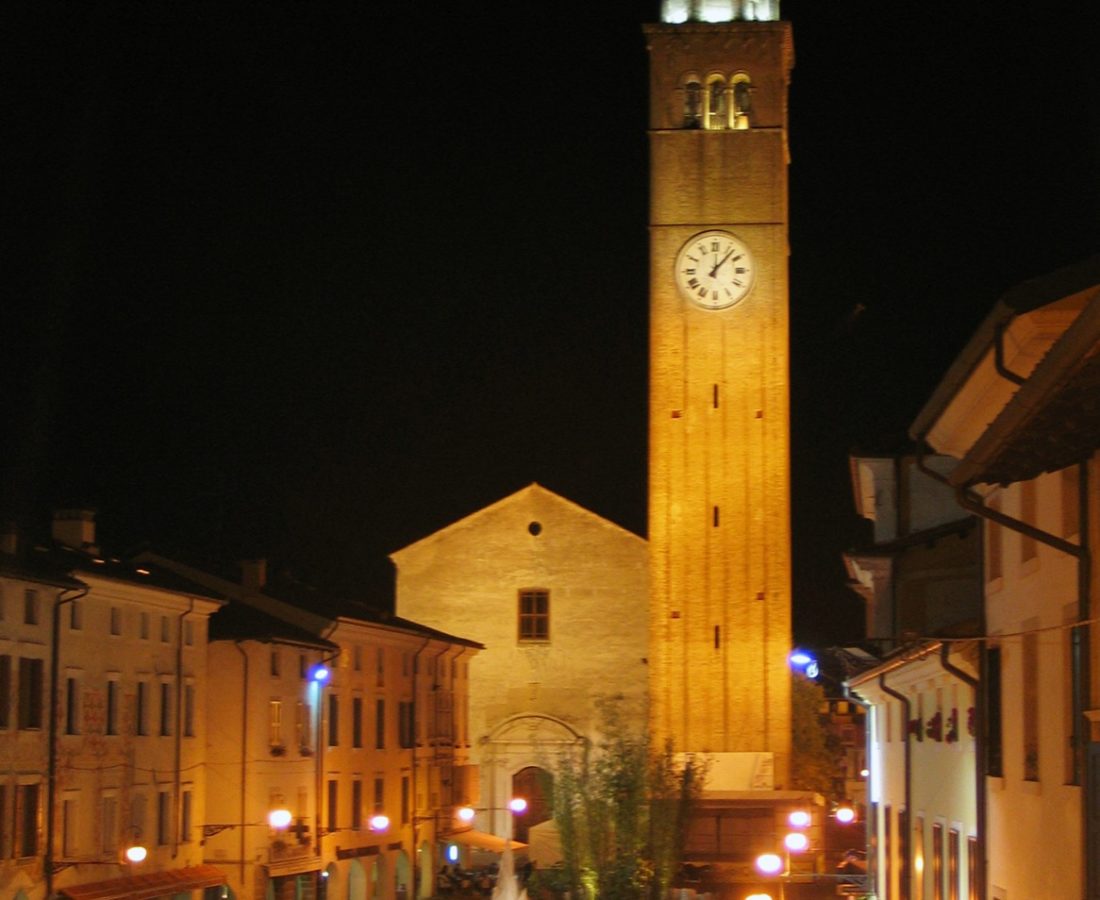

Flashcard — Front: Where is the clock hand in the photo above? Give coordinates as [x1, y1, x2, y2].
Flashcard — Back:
[708, 247, 736, 278]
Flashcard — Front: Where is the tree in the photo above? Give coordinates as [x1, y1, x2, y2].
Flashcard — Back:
[789, 674, 841, 800]
[547, 703, 703, 900]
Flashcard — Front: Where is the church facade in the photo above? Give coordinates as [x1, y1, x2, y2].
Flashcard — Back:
[391, 484, 649, 844]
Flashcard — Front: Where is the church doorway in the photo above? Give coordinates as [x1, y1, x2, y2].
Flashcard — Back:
[511, 767, 551, 843]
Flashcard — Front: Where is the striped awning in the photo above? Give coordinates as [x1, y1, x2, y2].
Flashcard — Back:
[59, 864, 228, 900]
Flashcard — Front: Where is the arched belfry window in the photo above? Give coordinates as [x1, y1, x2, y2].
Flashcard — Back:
[732, 73, 752, 129]
[705, 74, 727, 129]
[682, 77, 702, 128]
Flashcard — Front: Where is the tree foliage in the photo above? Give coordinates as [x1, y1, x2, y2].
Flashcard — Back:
[548, 703, 703, 900]
[789, 674, 841, 800]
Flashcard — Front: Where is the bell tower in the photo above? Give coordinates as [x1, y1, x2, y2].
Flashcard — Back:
[645, 2, 793, 787]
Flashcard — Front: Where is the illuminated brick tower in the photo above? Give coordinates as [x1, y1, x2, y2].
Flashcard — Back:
[646, 1, 793, 788]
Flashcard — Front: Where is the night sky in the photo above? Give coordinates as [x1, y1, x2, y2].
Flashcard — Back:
[5, 3, 1099, 648]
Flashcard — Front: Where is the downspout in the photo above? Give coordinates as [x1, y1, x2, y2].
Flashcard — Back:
[45, 582, 89, 900]
[234, 641, 249, 884]
[992, 319, 1027, 386]
[173, 598, 196, 859]
[410, 636, 431, 900]
[878, 675, 912, 900]
[939, 644, 983, 900]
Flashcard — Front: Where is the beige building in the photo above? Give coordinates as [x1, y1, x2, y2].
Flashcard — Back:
[909, 256, 1100, 900]
[140, 554, 482, 900]
[1, 512, 225, 900]
[392, 483, 649, 843]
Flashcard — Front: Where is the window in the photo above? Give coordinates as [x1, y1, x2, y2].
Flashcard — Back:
[967, 836, 979, 900]
[986, 646, 1003, 776]
[948, 828, 960, 900]
[139, 611, 149, 640]
[1019, 480, 1037, 562]
[883, 805, 892, 896]
[328, 694, 339, 747]
[518, 589, 550, 641]
[159, 682, 172, 736]
[986, 499, 1003, 582]
[376, 648, 385, 687]
[270, 700, 283, 747]
[0, 586, 4, 621]
[65, 676, 80, 734]
[183, 620, 194, 646]
[705, 74, 726, 129]
[1023, 622, 1039, 780]
[683, 78, 702, 127]
[353, 645, 362, 671]
[932, 822, 944, 900]
[157, 790, 170, 845]
[18, 657, 44, 729]
[326, 780, 338, 833]
[62, 795, 79, 857]
[0, 785, 7, 858]
[1064, 602, 1080, 784]
[376, 699, 385, 749]
[106, 679, 120, 736]
[180, 790, 192, 843]
[24, 589, 39, 625]
[183, 683, 195, 737]
[373, 777, 384, 813]
[296, 701, 309, 750]
[1062, 465, 1081, 538]
[0, 654, 11, 729]
[270, 649, 281, 677]
[899, 808, 910, 897]
[399, 701, 415, 748]
[160, 616, 170, 642]
[731, 73, 752, 128]
[352, 697, 363, 748]
[69, 600, 83, 630]
[101, 794, 118, 856]
[110, 606, 122, 636]
[914, 816, 925, 900]
[136, 681, 149, 736]
[16, 783, 41, 857]
[351, 780, 363, 831]
[401, 776, 410, 825]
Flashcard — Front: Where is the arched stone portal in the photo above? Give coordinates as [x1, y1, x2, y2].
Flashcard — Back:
[481, 714, 585, 840]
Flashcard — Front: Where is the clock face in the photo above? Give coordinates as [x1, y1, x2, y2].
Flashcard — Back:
[674, 230, 755, 310]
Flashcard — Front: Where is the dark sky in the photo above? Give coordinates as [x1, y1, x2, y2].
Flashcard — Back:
[5, 3, 1099, 647]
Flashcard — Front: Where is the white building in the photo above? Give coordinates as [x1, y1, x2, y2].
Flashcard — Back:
[849, 256, 1100, 899]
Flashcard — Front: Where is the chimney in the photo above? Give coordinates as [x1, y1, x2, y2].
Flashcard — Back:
[52, 509, 98, 553]
[241, 558, 267, 591]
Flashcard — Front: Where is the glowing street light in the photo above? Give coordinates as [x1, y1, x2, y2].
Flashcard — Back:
[268, 808, 293, 829]
[787, 810, 811, 829]
[783, 832, 809, 853]
[835, 804, 857, 825]
[124, 844, 148, 864]
[369, 814, 390, 833]
[755, 853, 784, 876]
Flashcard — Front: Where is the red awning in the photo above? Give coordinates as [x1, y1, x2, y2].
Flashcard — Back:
[59, 865, 228, 900]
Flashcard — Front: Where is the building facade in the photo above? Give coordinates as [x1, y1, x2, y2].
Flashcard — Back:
[392, 484, 648, 845]
[1, 512, 226, 900]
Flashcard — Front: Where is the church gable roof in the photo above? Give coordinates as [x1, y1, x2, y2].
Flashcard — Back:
[389, 482, 645, 561]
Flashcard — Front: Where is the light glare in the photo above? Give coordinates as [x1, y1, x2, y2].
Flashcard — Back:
[788, 810, 811, 828]
[755, 853, 783, 875]
[125, 845, 148, 863]
[269, 809, 293, 829]
[784, 831, 809, 853]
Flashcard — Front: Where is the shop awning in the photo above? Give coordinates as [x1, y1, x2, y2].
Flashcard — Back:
[59, 864, 228, 900]
[447, 830, 527, 853]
